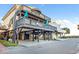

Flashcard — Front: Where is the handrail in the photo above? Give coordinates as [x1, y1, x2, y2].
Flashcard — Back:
[15, 18, 56, 31]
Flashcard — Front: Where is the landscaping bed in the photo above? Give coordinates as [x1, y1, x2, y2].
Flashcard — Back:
[0, 40, 17, 47]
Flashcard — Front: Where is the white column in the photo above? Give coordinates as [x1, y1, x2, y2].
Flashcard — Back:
[22, 32, 25, 40]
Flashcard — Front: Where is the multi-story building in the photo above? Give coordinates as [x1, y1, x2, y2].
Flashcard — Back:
[2, 4, 57, 43]
[49, 20, 64, 39]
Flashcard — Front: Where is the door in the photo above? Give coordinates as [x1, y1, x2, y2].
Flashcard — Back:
[24, 32, 29, 40]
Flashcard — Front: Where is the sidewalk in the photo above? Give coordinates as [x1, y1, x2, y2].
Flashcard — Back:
[0, 43, 7, 53]
[19, 40, 56, 47]
[5, 40, 59, 54]
[5, 38, 78, 54]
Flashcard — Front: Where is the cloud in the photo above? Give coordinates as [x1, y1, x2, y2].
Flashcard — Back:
[51, 18, 79, 35]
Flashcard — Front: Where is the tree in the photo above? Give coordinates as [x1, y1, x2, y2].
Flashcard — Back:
[62, 27, 70, 36]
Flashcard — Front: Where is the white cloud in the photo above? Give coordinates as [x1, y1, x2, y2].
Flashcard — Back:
[51, 18, 79, 35]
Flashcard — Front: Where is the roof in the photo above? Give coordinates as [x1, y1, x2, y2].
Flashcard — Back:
[2, 5, 17, 20]
[2, 4, 51, 21]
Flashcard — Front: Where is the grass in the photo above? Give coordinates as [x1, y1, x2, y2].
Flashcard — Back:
[0, 40, 17, 47]
[60, 36, 79, 38]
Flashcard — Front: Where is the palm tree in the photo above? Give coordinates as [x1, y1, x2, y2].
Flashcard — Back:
[62, 27, 70, 36]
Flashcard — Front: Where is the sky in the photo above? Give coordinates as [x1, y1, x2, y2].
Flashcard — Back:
[0, 4, 79, 35]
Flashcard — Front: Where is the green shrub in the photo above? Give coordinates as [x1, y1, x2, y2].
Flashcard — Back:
[0, 40, 17, 47]
[0, 34, 4, 38]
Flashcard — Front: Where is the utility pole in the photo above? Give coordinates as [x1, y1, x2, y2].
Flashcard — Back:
[13, 10, 19, 44]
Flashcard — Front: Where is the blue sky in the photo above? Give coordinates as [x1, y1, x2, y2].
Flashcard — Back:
[0, 4, 79, 23]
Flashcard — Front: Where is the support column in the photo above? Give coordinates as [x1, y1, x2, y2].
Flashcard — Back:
[45, 33, 47, 40]
[43, 32, 45, 40]
[49, 32, 52, 40]
[32, 34, 34, 41]
[50, 33, 52, 40]
[22, 32, 24, 40]
[16, 33, 19, 44]
[13, 28, 22, 44]
[12, 30, 17, 43]
[43, 32, 46, 40]
[35, 35, 36, 40]
[29, 33, 33, 41]
[47, 32, 50, 40]
[37, 34, 39, 42]
[37, 30, 39, 42]
[6, 31, 9, 41]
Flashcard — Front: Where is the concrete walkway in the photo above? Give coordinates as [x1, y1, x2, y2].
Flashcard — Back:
[19, 40, 56, 47]
[1, 38, 79, 54]
[0, 43, 7, 53]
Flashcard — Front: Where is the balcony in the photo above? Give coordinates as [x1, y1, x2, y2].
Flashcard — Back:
[15, 18, 57, 31]
[44, 15, 51, 22]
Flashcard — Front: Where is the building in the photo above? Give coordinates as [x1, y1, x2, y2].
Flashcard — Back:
[2, 4, 57, 43]
[0, 24, 8, 40]
[49, 20, 64, 38]
[77, 25, 79, 30]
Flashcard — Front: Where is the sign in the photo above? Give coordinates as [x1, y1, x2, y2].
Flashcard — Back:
[44, 20, 48, 26]
[24, 10, 28, 17]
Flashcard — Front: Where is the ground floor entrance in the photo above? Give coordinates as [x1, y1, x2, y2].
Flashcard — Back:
[19, 31, 30, 41]
[24, 33, 29, 40]
[18, 29, 53, 42]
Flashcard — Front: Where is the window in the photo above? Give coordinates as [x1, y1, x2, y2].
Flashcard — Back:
[31, 19, 36, 25]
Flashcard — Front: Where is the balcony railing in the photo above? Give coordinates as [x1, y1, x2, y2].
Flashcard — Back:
[44, 15, 51, 21]
[15, 18, 56, 31]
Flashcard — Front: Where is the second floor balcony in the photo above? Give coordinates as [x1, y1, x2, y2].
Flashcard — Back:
[15, 18, 57, 31]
